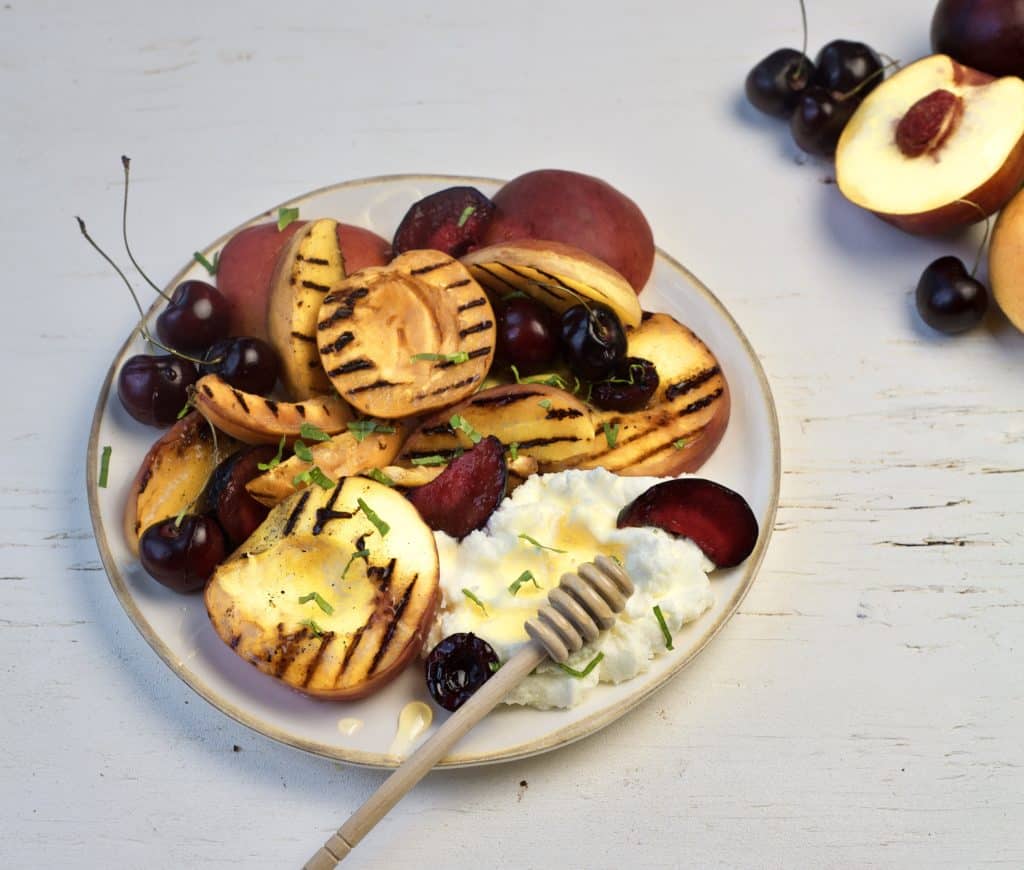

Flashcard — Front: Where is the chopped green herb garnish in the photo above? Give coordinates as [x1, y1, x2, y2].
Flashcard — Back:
[488, 660, 502, 673]
[610, 554, 624, 567]
[510, 365, 569, 389]
[410, 454, 449, 467]
[538, 399, 552, 410]
[193, 250, 219, 276]
[653, 605, 674, 650]
[176, 401, 191, 420]
[366, 468, 395, 487]
[357, 497, 390, 537]
[347, 419, 396, 443]
[293, 466, 335, 490]
[300, 618, 324, 637]
[457, 205, 476, 228]
[258, 436, 286, 471]
[299, 591, 335, 615]
[98, 445, 112, 488]
[277, 206, 299, 231]
[508, 570, 541, 596]
[293, 440, 314, 463]
[462, 587, 488, 614]
[603, 422, 620, 448]
[557, 652, 604, 679]
[502, 290, 529, 301]
[411, 351, 470, 364]
[300, 422, 331, 442]
[508, 442, 519, 462]
[518, 534, 567, 554]
[672, 437, 689, 450]
[449, 413, 482, 444]
[342, 548, 371, 578]
[174, 504, 188, 527]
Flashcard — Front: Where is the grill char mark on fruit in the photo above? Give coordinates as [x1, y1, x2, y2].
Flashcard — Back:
[410, 260, 450, 275]
[318, 288, 369, 326]
[338, 624, 365, 676]
[664, 366, 721, 401]
[319, 331, 354, 355]
[425, 375, 477, 397]
[437, 346, 491, 368]
[459, 320, 493, 338]
[294, 404, 306, 418]
[302, 634, 332, 687]
[502, 264, 565, 300]
[297, 255, 329, 266]
[517, 435, 582, 449]
[448, 280, 473, 291]
[546, 407, 583, 421]
[348, 379, 398, 396]
[284, 490, 311, 536]
[301, 280, 331, 293]
[327, 358, 375, 377]
[290, 330, 317, 344]
[273, 623, 308, 678]
[201, 383, 214, 398]
[422, 423, 456, 436]
[470, 263, 522, 295]
[366, 557, 396, 594]
[471, 390, 543, 408]
[369, 575, 416, 675]
[677, 389, 723, 417]
[311, 484, 348, 535]
[264, 399, 279, 417]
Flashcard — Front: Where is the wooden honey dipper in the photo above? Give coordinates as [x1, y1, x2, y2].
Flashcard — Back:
[303, 554, 634, 869]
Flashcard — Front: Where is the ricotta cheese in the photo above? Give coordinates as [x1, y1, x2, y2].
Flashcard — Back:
[428, 468, 714, 709]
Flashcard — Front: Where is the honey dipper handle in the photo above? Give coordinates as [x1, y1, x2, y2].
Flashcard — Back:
[303, 640, 549, 870]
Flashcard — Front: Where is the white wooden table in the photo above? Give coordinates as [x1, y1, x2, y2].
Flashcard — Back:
[3, 1, 1021, 866]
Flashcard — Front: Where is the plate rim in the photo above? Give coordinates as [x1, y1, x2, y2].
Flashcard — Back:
[86, 173, 781, 769]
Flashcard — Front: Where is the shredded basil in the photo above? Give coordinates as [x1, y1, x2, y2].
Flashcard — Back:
[456, 205, 476, 228]
[557, 652, 604, 679]
[518, 534, 566, 554]
[98, 445, 112, 488]
[411, 351, 470, 364]
[299, 591, 334, 615]
[410, 455, 448, 467]
[193, 250, 219, 276]
[277, 206, 299, 231]
[347, 420, 396, 443]
[449, 413, 483, 444]
[462, 587, 488, 614]
[342, 548, 371, 578]
[300, 618, 324, 637]
[300, 422, 331, 442]
[258, 436, 285, 471]
[508, 570, 541, 596]
[603, 422, 620, 448]
[293, 440, 314, 463]
[357, 497, 390, 537]
[653, 605, 674, 650]
[366, 468, 395, 487]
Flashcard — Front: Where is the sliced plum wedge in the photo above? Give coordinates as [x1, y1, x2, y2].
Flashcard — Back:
[406, 435, 507, 539]
[392, 186, 495, 257]
[617, 478, 758, 568]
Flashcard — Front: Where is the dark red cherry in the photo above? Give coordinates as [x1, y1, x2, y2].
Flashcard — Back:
[915, 256, 988, 334]
[425, 632, 500, 711]
[496, 296, 558, 371]
[558, 303, 627, 381]
[156, 280, 231, 354]
[200, 337, 279, 394]
[392, 187, 495, 258]
[789, 86, 859, 157]
[117, 354, 198, 427]
[812, 40, 883, 101]
[590, 357, 660, 412]
[201, 445, 277, 547]
[745, 48, 816, 118]
[617, 478, 759, 568]
[139, 514, 227, 593]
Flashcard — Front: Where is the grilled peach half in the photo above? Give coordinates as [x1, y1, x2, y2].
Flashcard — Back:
[205, 477, 439, 700]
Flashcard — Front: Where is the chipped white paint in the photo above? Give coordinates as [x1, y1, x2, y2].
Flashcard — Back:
[1, 0, 1021, 868]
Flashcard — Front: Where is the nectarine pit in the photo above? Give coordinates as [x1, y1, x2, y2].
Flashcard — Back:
[895, 88, 964, 157]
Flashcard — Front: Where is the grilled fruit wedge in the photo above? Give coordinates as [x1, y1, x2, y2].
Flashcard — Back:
[193, 374, 352, 445]
[460, 239, 642, 329]
[316, 250, 496, 418]
[205, 477, 440, 700]
[398, 383, 595, 470]
[123, 412, 237, 555]
[569, 312, 729, 476]
[246, 423, 407, 507]
[267, 218, 345, 400]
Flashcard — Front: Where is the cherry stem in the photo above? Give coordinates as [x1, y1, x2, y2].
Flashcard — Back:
[121, 156, 171, 302]
[954, 199, 990, 276]
[76, 216, 212, 366]
[837, 57, 900, 102]
[796, 0, 808, 75]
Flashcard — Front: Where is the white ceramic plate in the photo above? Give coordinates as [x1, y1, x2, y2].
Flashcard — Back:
[87, 174, 780, 769]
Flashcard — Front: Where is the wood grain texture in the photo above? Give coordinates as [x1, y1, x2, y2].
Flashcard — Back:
[2, 0, 1022, 867]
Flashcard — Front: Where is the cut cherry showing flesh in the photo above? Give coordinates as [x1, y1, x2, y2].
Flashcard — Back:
[118, 354, 198, 427]
[406, 436, 508, 539]
[139, 514, 227, 593]
[617, 478, 758, 568]
[589, 357, 659, 412]
[915, 256, 989, 334]
[746, 48, 817, 119]
[425, 632, 500, 712]
[200, 337, 279, 395]
[392, 186, 495, 258]
[155, 280, 231, 354]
